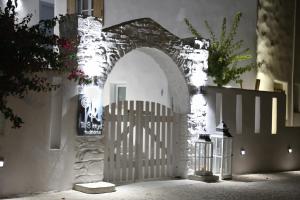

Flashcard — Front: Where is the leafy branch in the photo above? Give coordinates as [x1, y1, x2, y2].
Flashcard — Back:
[185, 12, 256, 86]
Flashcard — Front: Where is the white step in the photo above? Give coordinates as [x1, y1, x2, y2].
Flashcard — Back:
[73, 181, 116, 194]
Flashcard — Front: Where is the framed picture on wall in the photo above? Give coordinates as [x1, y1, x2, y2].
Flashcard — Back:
[77, 86, 104, 136]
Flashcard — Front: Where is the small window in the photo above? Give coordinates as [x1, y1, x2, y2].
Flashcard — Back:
[116, 85, 126, 103]
[77, 0, 94, 16]
[68, 0, 103, 19]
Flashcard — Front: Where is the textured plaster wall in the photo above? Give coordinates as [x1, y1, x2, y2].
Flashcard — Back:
[256, 0, 296, 125]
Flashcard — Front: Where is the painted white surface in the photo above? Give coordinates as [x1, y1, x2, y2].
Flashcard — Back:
[103, 49, 170, 108]
[0, 80, 78, 197]
[205, 86, 300, 174]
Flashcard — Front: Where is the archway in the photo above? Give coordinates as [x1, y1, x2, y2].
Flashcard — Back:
[66, 16, 209, 184]
[103, 47, 190, 113]
[102, 47, 190, 182]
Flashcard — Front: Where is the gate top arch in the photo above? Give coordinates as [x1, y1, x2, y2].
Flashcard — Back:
[65, 16, 210, 90]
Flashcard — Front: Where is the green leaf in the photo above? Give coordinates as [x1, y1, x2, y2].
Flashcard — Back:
[184, 12, 256, 86]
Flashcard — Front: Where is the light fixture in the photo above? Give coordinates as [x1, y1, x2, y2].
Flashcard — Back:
[0, 157, 4, 168]
[288, 146, 293, 154]
[240, 148, 246, 156]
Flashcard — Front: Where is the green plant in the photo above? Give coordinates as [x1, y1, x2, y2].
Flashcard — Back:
[185, 12, 256, 86]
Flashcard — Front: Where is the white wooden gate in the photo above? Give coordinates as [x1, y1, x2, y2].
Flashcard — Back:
[103, 101, 174, 183]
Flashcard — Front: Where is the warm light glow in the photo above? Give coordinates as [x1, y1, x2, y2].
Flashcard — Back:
[240, 149, 246, 155]
[256, 71, 274, 91]
[288, 147, 293, 154]
[0, 158, 4, 167]
[272, 97, 277, 134]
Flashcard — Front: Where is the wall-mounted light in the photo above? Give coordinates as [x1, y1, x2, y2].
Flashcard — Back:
[288, 146, 293, 154]
[240, 148, 246, 156]
[0, 157, 4, 168]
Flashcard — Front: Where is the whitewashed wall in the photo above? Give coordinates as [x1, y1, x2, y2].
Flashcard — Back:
[103, 49, 171, 107]
[205, 86, 300, 174]
[0, 79, 78, 197]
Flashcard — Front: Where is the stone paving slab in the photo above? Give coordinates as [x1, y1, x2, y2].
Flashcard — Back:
[3, 171, 300, 200]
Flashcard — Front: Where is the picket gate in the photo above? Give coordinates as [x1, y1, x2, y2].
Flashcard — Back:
[103, 101, 174, 183]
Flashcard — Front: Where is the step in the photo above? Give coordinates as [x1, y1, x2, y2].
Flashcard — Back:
[73, 181, 116, 194]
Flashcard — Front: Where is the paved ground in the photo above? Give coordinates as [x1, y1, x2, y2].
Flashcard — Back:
[4, 171, 300, 200]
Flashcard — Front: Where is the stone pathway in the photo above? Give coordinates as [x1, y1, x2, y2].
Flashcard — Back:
[4, 171, 300, 200]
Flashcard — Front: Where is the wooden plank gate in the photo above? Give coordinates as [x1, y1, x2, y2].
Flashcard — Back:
[103, 101, 174, 183]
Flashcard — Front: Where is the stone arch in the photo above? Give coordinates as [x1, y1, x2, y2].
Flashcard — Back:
[103, 47, 190, 113]
[71, 16, 209, 182]
[76, 17, 209, 90]
[100, 18, 190, 85]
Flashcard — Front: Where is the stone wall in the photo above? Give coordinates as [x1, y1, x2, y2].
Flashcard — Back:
[74, 136, 104, 183]
[61, 16, 209, 182]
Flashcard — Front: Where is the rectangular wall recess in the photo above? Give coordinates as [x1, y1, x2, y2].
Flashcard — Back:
[236, 95, 242, 134]
[255, 96, 261, 134]
[216, 93, 223, 124]
[49, 77, 63, 149]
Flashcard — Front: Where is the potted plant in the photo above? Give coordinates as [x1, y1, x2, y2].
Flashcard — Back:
[185, 12, 256, 87]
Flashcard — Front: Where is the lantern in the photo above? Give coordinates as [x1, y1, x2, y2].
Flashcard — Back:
[189, 134, 219, 182]
[211, 121, 233, 180]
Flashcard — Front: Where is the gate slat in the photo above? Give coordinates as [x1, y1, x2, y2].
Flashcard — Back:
[122, 101, 128, 181]
[161, 105, 166, 177]
[115, 101, 122, 182]
[103, 105, 110, 181]
[144, 101, 150, 179]
[110, 103, 116, 182]
[167, 108, 172, 177]
[128, 101, 135, 181]
[150, 102, 155, 178]
[156, 103, 161, 177]
[135, 101, 143, 180]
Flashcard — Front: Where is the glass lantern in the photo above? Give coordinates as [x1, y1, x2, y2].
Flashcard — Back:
[194, 134, 213, 176]
[211, 121, 233, 180]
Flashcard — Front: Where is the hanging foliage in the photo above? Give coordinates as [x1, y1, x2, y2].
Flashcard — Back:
[0, 0, 91, 128]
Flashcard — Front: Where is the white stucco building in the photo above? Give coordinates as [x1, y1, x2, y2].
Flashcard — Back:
[1, 0, 300, 197]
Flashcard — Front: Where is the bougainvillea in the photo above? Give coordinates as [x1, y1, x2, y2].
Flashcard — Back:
[0, 0, 91, 128]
